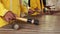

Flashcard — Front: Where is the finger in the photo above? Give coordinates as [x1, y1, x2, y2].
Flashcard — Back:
[8, 14, 15, 20]
[10, 12, 16, 17]
[4, 16, 10, 22]
[9, 13, 16, 19]
[4, 14, 13, 22]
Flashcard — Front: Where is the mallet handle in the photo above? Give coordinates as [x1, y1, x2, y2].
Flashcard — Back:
[16, 17, 34, 24]
[16, 17, 27, 22]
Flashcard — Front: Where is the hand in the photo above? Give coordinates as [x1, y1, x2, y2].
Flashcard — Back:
[3, 11, 16, 22]
[28, 9, 34, 14]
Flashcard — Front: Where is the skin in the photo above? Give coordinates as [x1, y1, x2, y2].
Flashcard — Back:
[3, 11, 16, 22]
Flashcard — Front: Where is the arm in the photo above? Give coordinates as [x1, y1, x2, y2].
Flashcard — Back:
[0, 2, 8, 16]
[0, 2, 16, 22]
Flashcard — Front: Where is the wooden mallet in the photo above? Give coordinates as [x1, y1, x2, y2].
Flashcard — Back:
[9, 17, 39, 30]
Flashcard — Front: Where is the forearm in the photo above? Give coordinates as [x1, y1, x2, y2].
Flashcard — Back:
[0, 2, 8, 16]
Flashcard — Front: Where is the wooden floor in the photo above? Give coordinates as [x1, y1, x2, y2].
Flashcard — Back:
[0, 13, 60, 34]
